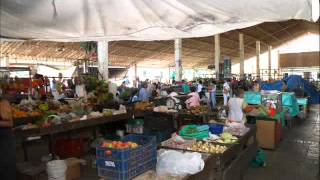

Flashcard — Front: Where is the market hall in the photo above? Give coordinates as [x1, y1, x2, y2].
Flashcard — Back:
[0, 0, 319, 180]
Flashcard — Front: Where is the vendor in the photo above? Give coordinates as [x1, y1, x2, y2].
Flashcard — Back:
[185, 86, 200, 109]
[138, 82, 149, 102]
[0, 96, 15, 180]
[181, 80, 190, 94]
[227, 89, 247, 124]
[281, 80, 288, 92]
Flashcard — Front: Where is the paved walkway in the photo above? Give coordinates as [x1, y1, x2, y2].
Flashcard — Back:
[244, 105, 319, 180]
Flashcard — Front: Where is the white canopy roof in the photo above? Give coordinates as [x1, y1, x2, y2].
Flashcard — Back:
[1, 0, 318, 41]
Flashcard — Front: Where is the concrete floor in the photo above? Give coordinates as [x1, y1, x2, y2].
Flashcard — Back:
[20, 106, 320, 180]
[243, 105, 319, 180]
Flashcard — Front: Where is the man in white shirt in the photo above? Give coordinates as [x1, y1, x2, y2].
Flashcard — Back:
[197, 80, 203, 93]
[223, 79, 230, 106]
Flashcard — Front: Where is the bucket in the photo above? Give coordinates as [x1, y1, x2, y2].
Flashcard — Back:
[47, 160, 67, 180]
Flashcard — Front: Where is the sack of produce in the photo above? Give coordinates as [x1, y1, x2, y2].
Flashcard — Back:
[156, 150, 204, 176]
[179, 125, 209, 140]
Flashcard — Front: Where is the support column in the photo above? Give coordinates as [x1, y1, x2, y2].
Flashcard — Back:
[268, 45, 272, 80]
[214, 34, 220, 80]
[175, 39, 182, 81]
[134, 63, 138, 88]
[83, 61, 87, 74]
[256, 41, 260, 77]
[97, 41, 109, 80]
[239, 33, 244, 78]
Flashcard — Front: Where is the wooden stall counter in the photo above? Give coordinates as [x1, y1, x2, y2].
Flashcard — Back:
[252, 115, 283, 150]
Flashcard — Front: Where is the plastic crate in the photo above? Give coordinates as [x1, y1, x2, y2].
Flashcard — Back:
[97, 159, 156, 180]
[143, 129, 174, 144]
[96, 135, 157, 180]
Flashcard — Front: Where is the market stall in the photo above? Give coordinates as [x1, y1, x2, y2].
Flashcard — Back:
[244, 90, 284, 150]
[95, 123, 257, 180]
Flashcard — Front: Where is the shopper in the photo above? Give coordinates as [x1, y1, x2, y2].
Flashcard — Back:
[210, 82, 217, 109]
[138, 82, 149, 102]
[227, 89, 247, 124]
[185, 86, 200, 109]
[223, 79, 230, 106]
[0, 96, 15, 180]
[197, 80, 203, 93]
[75, 77, 87, 99]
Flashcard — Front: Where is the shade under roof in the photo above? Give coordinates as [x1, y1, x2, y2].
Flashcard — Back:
[1, 0, 318, 41]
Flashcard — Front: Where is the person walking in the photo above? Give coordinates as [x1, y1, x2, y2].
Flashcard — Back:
[223, 79, 231, 106]
[210, 82, 217, 109]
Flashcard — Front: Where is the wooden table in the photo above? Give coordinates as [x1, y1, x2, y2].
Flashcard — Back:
[14, 113, 132, 161]
[152, 125, 257, 180]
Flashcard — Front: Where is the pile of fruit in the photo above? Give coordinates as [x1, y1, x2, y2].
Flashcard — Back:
[216, 132, 238, 144]
[134, 102, 154, 111]
[188, 141, 227, 154]
[101, 141, 139, 150]
[185, 106, 209, 115]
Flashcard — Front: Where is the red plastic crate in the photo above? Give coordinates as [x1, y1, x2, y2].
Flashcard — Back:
[53, 138, 87, 158]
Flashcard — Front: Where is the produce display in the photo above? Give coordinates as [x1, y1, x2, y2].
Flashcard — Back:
[188, 141, 227, 154]
[181, 106, 209, 115]
[134, 102, 154, 111]
[101, 141, 139, 149]
[216, 132, 238, 144]
[14, 97, 125, 131]
[84, 76, 113, 105]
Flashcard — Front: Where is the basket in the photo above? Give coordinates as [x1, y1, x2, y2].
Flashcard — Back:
[96, 135, 157, 180]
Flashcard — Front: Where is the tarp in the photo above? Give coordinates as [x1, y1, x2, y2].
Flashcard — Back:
[0, 0, 318, 41]
[261, 75, 320, 104]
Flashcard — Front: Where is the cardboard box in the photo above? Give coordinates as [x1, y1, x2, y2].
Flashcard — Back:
[65, 158, 84, 180]
[256, 119, 282, 150]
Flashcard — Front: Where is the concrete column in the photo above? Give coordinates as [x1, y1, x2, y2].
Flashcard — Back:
[97, 41, 109, 80]
[239, 33, 244, 78]
[268, 45, 272, 80]
[256, 41, 260, 77]
[175, 39, 182, 81]
[134, 63, 138, 87]
[214, 34, 220, 79]
[83, 61, 87, 74]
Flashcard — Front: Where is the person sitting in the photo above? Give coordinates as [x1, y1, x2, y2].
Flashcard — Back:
[185, 86, 200, 109]
[227, 89, 247, 125]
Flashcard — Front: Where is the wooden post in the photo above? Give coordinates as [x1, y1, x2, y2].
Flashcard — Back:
[97, 41, 109, 80]
[239, 33, 244, 78]
[268, 45, 272, 80]
[214, 34, 220, 80]
[256, 41, 260, 77]
[175, 39, 182, 81]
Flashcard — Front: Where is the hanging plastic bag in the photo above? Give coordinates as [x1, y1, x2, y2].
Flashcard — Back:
[156, 150, 204, 176]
